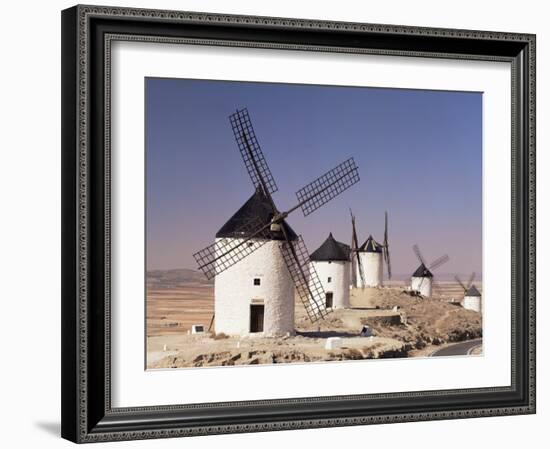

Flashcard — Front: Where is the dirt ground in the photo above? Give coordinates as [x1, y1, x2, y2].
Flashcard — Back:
[147, 285, 214, 337]
[146, 281, 482, 369]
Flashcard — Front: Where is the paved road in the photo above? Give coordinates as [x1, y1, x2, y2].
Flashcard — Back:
[430, 339, 482, 357]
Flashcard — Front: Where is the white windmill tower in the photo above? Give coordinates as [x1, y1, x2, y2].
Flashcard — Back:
[350, 211, 391, 288]
[212, 188, 298, 336]
[193, 108, 360, 336]
[455, 272, 482, 313]
[410, 244, 449, 298]
[309, 233, 351, 309]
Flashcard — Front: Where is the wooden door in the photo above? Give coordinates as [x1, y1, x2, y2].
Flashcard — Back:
[250, 304, 264, 333]
[325, 292, 333, 308]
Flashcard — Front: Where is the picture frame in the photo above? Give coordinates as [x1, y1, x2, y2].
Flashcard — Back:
[61, 4, 536, 443]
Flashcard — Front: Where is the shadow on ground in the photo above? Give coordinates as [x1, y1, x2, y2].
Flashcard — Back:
[297, 330, 359, 338]
[35, 421, 60, 437]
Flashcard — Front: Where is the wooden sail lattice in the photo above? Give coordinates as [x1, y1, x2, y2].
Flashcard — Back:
[193, 216, 271, 280]
[296, 158, 359, 217]
[229, 108, 278, 195]
[279, 236, 328, 322]
[194, 107, 361, 323]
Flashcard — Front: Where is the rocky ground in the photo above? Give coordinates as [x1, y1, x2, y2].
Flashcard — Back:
[347, 287, 482, 349]
[147, 285, 482, 369]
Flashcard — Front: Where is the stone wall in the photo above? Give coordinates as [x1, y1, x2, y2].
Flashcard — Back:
[215, 239, 294, 336]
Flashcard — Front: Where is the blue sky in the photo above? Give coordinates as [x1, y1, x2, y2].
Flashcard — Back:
[146, 77, 482, 279]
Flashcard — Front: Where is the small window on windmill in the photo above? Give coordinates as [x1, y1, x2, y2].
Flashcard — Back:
[253, 278, 261, 286]
[327, 277, 332, 283]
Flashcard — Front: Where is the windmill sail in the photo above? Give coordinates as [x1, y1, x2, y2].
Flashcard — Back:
[467, 272, 476, 289]
[454, 275, 467, 291]
[413, 244, 427, 268]
[349, 210, 358, 287]
[295, 158, 359, 217]
[193, 216, 272, 280]
[349, 210, 366, 288]
[429, 254, 450, 271]
[195, 106, 361, 323]
[229, 108, 278, 195]
[383, 211, 392, 279]
[411, 244, 450, 296]
[279, 236, 327, 322]
[455, 272, 476, 292]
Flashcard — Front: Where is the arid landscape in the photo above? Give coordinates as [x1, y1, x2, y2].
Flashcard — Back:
[146, 269, 482, 369]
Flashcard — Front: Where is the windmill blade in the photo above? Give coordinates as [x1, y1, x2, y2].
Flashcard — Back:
[229, 108, 278, 195]
[279, 236, 328, 322]
[350, 209, 360, 250]
[356, 251, 367, 289]
[349, 209, 366, 288]
[412, 244, 427, 266]
[383, 211, 392, 279]
[384, 247, 392, 279]
[429, 254, 450, 271]
[193, 216, 272, 280]
[455, 275, 467, 292]
[295, 158, 359, 217]
[349, 210, 358, 287]
[383, 246, 392, 280]
[350, 252, 357, 287]
[467, 272, 476, 289]
[384, 211, 389, 246]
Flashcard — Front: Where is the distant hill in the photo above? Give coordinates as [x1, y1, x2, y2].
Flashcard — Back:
[147, 268, 213, 289]
[146, 269, 479, 289]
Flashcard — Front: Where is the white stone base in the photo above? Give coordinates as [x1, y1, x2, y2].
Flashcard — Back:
[214, 239, 295, 336]
[310, 260, 350, 310]
[325, 337, 343, 350]
[357, 252, 383, 287]
[463, 295, 482, 313]
[411, 276, 432, 297]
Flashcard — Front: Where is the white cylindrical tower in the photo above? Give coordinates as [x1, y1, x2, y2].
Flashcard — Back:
[411, 263, 433, 297]
[309, 233, 351, 310]
[357, 235, 383, 287]
[411, 276, 432, 297]
[213, 188, 297, 336]
[215, 239, 294, 336]
[463, 285, 482, 313]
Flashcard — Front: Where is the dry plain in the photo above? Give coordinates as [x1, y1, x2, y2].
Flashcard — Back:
[146, 270, 482, 369]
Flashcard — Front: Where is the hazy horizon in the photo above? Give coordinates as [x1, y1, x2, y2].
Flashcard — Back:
[146, 78, 483, 281]
[145, 266, 481, 283]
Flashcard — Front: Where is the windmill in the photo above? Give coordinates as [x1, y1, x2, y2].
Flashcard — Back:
[351, 212, 392, 288]
[410, 244, 449, 298]
[455, 272, 482, 313]
[193, 108, 360, 335]
[309, 233, 351, 309]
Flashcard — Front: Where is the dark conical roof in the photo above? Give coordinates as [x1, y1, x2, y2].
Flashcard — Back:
[359, 235, 382, 253]
[412, 263, 433, 278]
[310, 233, 350, 261]
[337, 241, 351, 257]
[215, 188, 298, 241]
[465, 285, 481, 296]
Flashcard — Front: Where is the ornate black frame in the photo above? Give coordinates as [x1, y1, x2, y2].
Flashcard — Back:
[61, 4, 536, 443]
